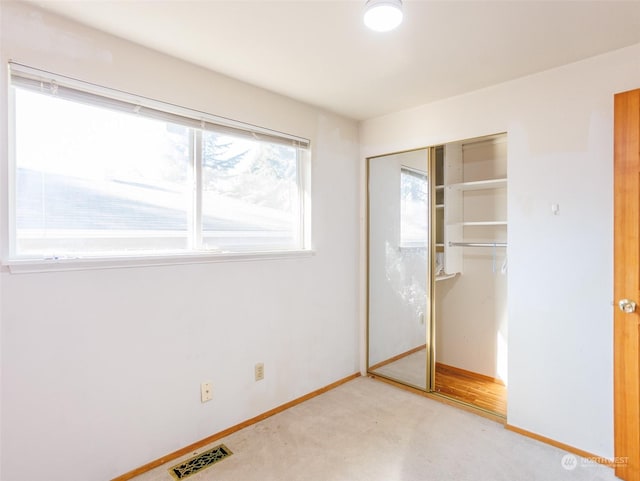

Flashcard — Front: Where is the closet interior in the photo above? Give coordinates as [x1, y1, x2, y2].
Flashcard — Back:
[367, 133, 508, 418]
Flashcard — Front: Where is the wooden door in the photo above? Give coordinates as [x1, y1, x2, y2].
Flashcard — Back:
[614, 88, 640, 481]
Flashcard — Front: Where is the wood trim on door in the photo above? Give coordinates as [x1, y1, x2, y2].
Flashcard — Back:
[613, 88, 640, 481]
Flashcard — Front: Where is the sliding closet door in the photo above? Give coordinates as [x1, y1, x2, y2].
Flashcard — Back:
[367, 149, 432, 390]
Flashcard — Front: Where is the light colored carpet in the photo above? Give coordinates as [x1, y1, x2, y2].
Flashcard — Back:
[133, 377, 615, 481]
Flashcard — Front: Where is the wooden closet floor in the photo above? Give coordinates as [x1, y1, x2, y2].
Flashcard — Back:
[434, 364, 507, 417]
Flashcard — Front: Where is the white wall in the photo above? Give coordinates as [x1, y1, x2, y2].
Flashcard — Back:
[0, 3, 359, 480]
[368, 150, 428, 366]
[360, 43, 640, 459]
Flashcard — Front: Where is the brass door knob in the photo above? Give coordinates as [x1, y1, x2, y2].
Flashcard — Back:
[618, 299, 637, 313]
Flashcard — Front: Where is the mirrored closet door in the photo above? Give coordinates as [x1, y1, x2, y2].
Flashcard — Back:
[367, 148, 432, 391]
[367, 134, 508, 418]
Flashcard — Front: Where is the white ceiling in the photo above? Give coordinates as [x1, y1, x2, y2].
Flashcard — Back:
[30, 0, 640, 120]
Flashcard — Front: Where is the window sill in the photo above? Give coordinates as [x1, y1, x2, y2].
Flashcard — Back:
[4, 250, 316, 274]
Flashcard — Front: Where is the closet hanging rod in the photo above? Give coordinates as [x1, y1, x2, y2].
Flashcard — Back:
[448, 241, 507, 248]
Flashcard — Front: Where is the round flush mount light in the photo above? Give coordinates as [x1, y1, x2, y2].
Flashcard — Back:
[363, 0, 403, 32]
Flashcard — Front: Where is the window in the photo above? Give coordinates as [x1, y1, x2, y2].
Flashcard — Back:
[400, 167, 428, 247]
[8, 64, 309, 262]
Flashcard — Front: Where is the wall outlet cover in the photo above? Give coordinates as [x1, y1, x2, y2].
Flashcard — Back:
[255, 363, 264, 381]
[201, 381, 213, 402]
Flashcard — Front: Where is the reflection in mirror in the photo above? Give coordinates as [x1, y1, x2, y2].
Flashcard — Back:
[367, 149, 429, 390]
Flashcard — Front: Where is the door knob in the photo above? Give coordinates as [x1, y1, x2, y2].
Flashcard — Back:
[618, 299, 637, 313]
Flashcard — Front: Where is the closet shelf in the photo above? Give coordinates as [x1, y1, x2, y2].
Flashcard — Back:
[436, 272, 458, 281]
[449, 220, 508, 226]
[464, 221, 507, 226]
[448, 178, 507, 191]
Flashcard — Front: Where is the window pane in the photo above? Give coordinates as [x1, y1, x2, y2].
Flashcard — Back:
[201, 131, 300, 251]
[14, 88, 191, 257]
[400, 168, 428, 247]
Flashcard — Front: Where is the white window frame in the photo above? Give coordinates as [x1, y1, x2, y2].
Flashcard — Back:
[399, 166, 429, 249]
[4, 62, 313, 273]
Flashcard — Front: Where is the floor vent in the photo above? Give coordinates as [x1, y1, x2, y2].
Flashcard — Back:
[169, 444, 233, 480]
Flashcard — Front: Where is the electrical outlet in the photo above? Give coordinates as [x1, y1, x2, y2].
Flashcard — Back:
[201, 381, 213, 402]
[255, 363, 264, 381]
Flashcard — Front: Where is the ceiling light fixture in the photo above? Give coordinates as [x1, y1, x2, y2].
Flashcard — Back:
[363, 0, 403, 32]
